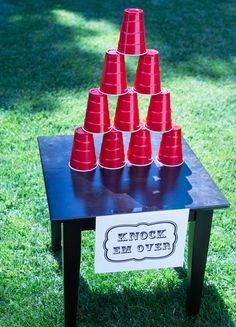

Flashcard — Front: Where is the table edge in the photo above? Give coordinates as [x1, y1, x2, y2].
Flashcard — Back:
[37, 135, 230, 222]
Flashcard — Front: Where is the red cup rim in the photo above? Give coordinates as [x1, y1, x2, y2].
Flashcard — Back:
[68, 162, 98, 172]
[124, 8, 143, 14]
[126, 158, 154, 167]
[74, 126, 90, 135]
[159, 87, 170, 95]
[144, 124, 173, 134]
[106, 48, 119, 56]
[89, 88, 104, 96]
[82, 126, 112, 135]
[133, 89, 162, 96]
[145, 49, 159, 56]
[126, 86, 137, 94]
[98, 161, 126, 170]
[99, 88, 129, 96]
[118, 86, 137, 94]
[171, 123, 182, 131]
[113, 124, 142, 133]
[155, 157, 184, 167]
[117, 50, 147, 56]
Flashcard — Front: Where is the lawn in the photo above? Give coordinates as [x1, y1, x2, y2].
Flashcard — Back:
[0, 0, 235, 326]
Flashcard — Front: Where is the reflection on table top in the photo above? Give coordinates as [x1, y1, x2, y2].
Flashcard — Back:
[38, 134, 229, 221]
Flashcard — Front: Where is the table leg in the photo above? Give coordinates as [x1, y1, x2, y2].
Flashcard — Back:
[63, 222, 82, 327]
[51, 221, 61, 252]
[186, 210, 213, 315]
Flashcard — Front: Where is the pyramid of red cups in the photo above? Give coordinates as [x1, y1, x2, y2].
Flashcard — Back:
[69, 8, 184, 172]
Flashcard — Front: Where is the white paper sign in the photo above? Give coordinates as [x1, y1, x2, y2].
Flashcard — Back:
[95, 209, 189, 273]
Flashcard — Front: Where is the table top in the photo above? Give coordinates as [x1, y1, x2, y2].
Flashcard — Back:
[38, 134, 229, 222]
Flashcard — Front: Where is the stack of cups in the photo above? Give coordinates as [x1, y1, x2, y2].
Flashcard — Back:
[117, 8, 147, 56]
[114, 87, 141, 132]
[69, 127, 97, 172]
[127, 123, 153, 166]
[145, 87, 172, 133]
[69, 7, 184, 173]
[157, 123, 184, 167]
[98, 127, 126, 169]
[99, 48, 128, 96]
[83, 88, 111, 134]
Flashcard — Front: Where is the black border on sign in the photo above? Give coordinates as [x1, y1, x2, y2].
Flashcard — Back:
[103, 221, 178, 263]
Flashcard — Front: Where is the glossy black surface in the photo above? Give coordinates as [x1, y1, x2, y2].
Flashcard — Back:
[38, 134, 229, 221]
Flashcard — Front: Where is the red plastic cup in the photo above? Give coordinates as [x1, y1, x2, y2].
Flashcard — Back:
[114, 87, 141, 132]
[145, 87, 172, 132]
[127, 123, 153, 166]
[99, 127, 126, 169]
[83, 88, 111, 134]
[157, 123, 184, 167]
[134, 49, 161, 95]
[117, 8, 147, 56]
[99, 48, 128, 96]
[69, 127, 97, 172]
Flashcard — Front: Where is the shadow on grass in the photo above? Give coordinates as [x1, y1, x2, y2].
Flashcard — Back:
[51, 247, 234, 326]
[1, 0, 235, 111]
[65, 0, 236, 62]
[0, 0, 104, 111]
[77, 274, 234, 327]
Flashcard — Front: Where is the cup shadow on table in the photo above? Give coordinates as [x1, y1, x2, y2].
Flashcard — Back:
[100, 162, 193, 212]
[69, 160, 193, 218]
[77, 273, 234, 327]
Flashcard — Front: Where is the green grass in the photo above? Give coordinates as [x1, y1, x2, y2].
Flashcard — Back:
[0, 0, 236, 326]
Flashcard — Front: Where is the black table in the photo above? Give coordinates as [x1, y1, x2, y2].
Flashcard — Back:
[38, 134, 229, 327]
